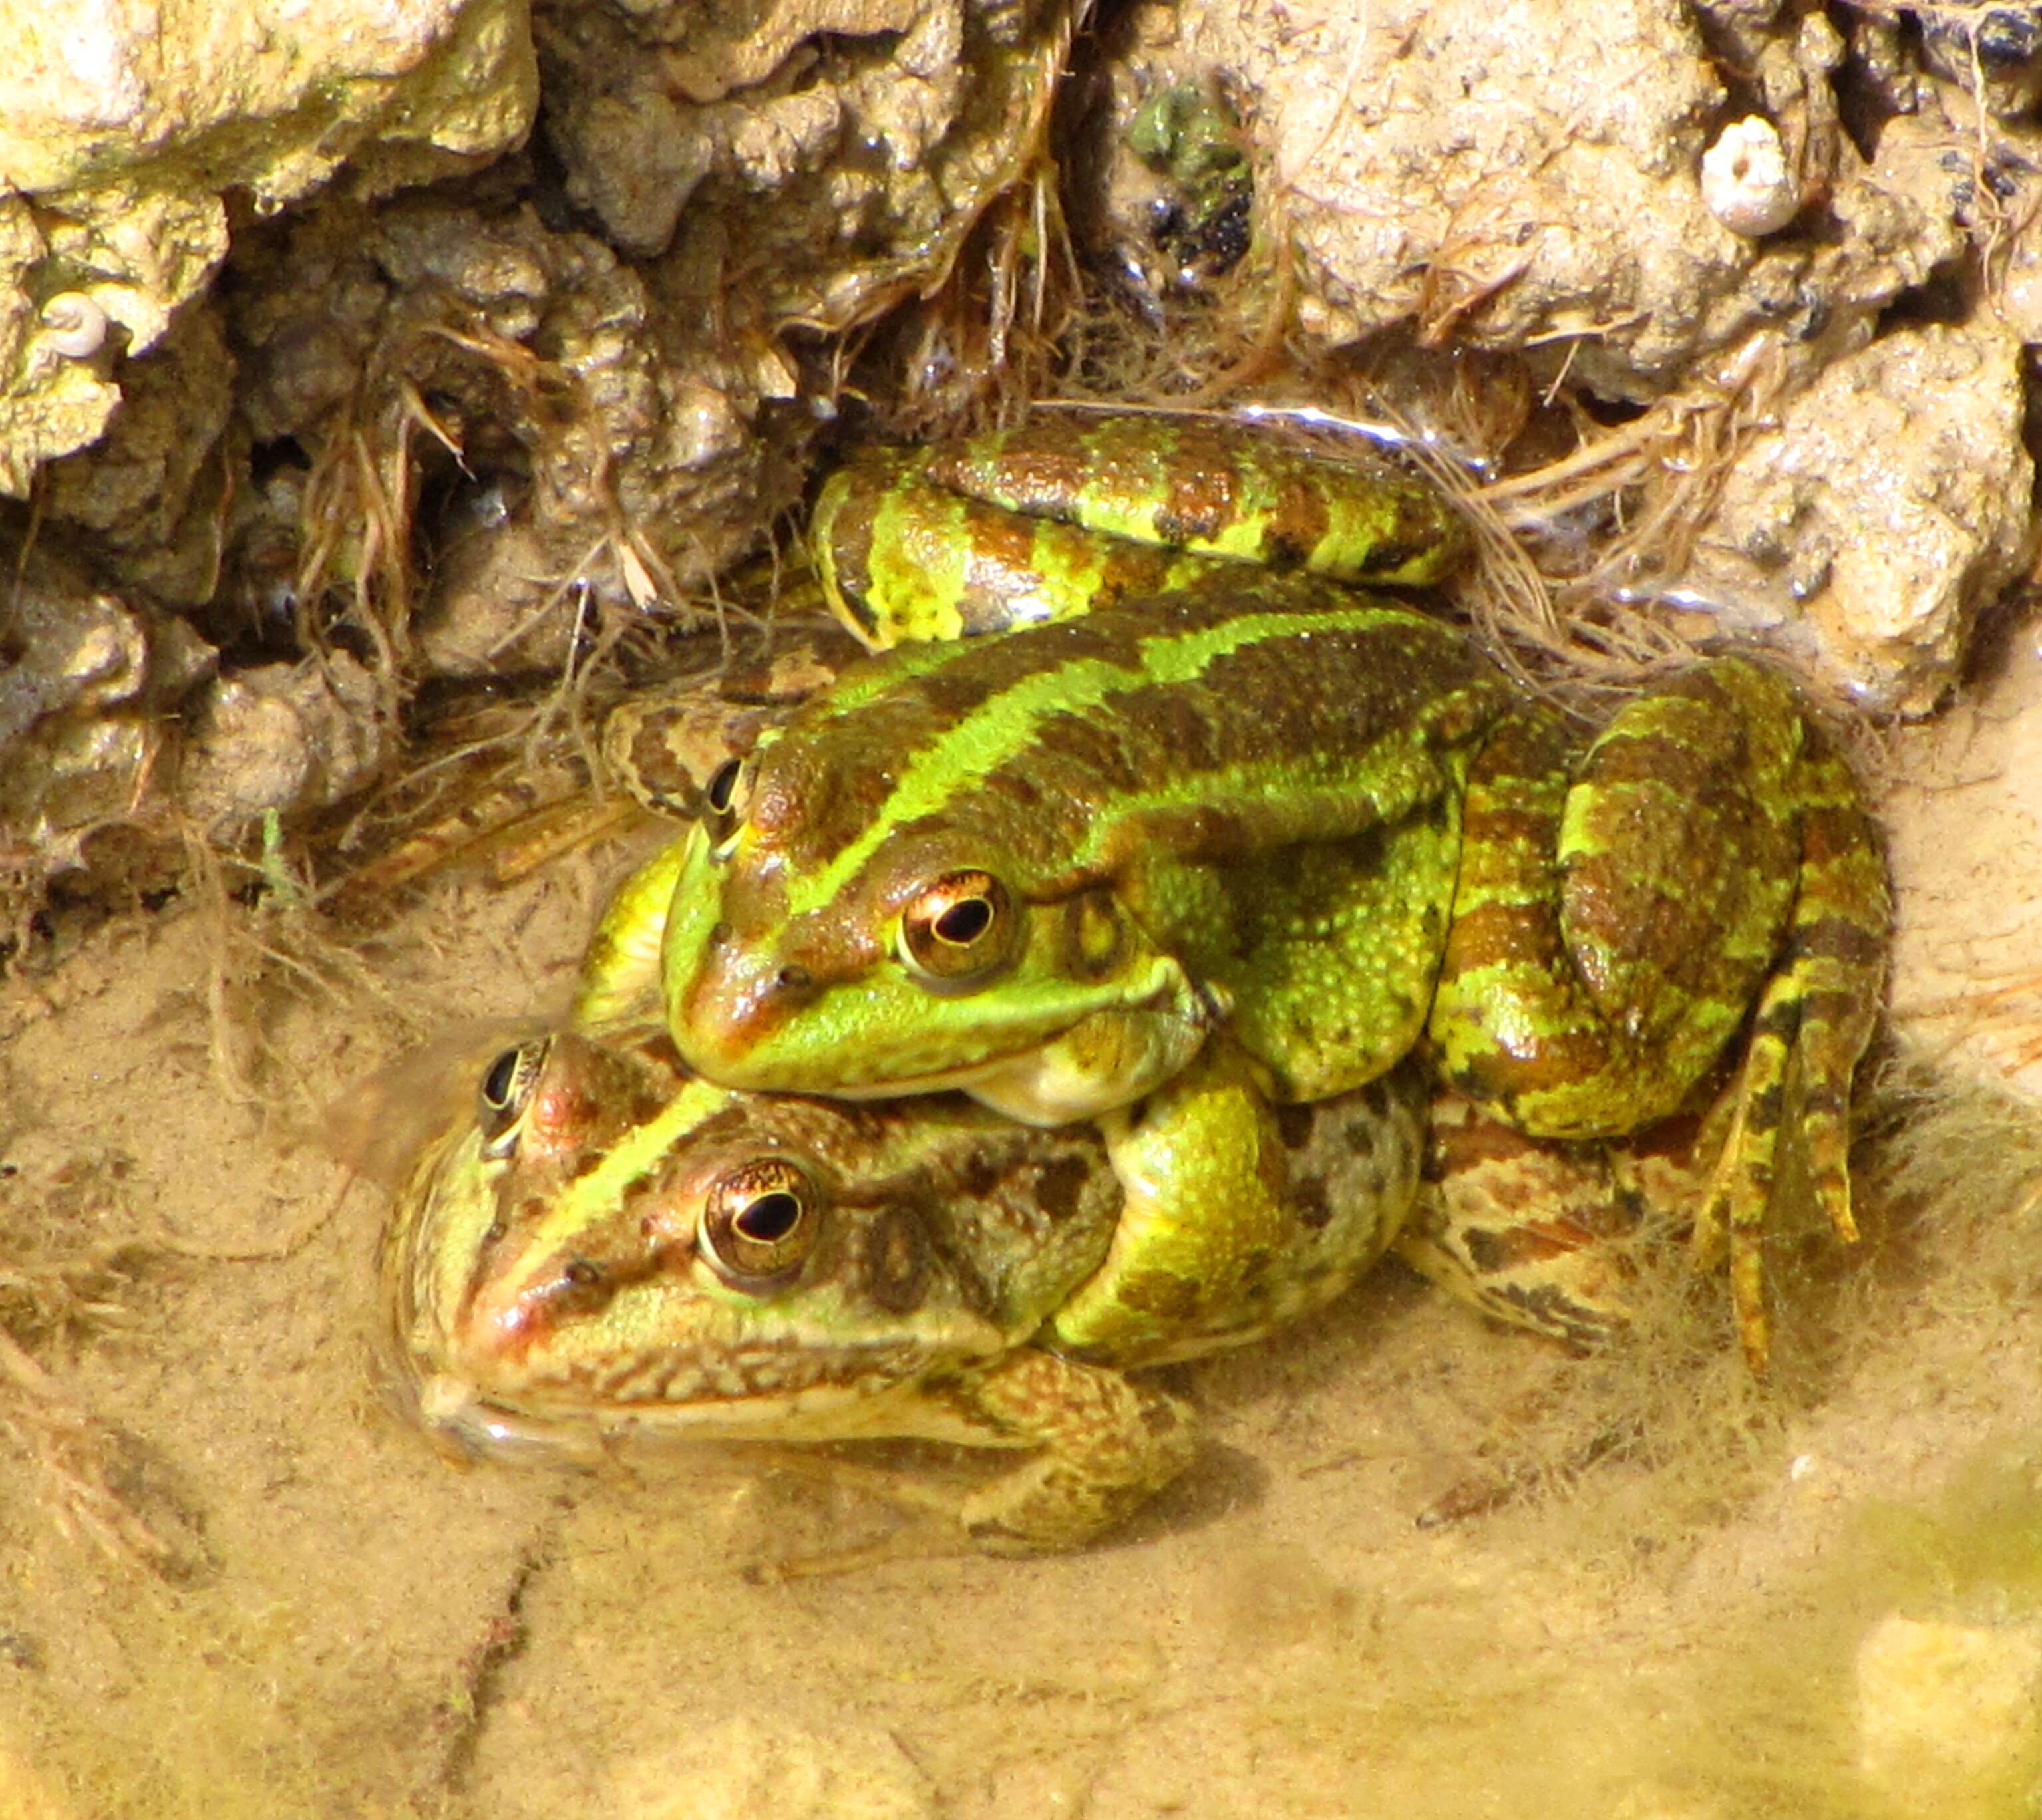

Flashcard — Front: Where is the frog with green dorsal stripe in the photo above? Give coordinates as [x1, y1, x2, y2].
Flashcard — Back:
[388, 1028, 1431, 1552]
[580, 414, 1888, 1370]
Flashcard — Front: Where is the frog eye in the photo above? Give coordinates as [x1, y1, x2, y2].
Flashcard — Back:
[705, 754, 756, 857]
[704, 756, 744, 817]
[898, 871, 1020, 986]
[476, 1038, 550, 1156]
[698, 1158, 818, 1289]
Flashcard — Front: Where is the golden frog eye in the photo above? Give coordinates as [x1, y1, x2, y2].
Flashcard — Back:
[476, 1038, 551, 1156]
[699, 1158, 818, 1289]
[898, 870, 1019, 986]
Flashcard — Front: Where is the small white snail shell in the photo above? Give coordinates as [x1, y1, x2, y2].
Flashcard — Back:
[39, 292, 109, 358]
[1701, 116, 1798, 239]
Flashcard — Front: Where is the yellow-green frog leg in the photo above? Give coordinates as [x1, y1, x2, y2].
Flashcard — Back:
[1431, 667, 1800, 1132]
[811, 414, 1467, 649]
[1044, 1044, 1426, 1364]
[812, 446, 1240, 648]
[941, 1348, 1200, 1553]
[1154, 798, 1468, 1104]
[1688, 719, 1888, 1369]
[728, 1350, 1200, 1557]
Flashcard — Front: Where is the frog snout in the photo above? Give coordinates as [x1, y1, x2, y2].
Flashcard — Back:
[675, 937, 823, 1080]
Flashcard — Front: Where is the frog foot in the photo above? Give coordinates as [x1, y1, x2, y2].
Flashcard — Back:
[1688, 732, 1889, 1373]
[736, 1351, 1200, 1557]
[953, 1350, 1199, 1553]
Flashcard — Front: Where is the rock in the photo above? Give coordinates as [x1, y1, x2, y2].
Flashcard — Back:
[178, 655, 389, 830]
[0, 0, 537, 492]
[37, 303, 237, 607]
[0, 561, 214, 876]
[1161, 0, 1746, 398]
[1679, 321, 2033, 714]
[228, 195, 764, 674]
[538, 0, 1071, 325]
[1134, 0, 1993, 406]
[1920, 7, 2042, 120]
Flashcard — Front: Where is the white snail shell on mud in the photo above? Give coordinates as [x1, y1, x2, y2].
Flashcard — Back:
[1701, 116, 1798, 238]
[39, 293, 110, 358]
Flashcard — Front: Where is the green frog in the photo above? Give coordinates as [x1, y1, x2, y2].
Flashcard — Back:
[388, 1028, 1428, 1552]
[583, 415, 1890, 1370]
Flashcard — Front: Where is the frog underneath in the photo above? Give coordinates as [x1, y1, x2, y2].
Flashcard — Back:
[389, 1029, 1429, 1552]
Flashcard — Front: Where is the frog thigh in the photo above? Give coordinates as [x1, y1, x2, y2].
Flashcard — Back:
[1044, 1045, 1426, 1364]
[1430, 670, 1810, 1136]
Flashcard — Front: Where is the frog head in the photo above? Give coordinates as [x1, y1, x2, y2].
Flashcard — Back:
[659, 798, 1216, 1126]
[387, 1031, 1119, 1458]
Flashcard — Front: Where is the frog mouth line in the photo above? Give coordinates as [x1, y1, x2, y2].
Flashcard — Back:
[406, 1364, 997, 1460]
[813, 1051, 1034, 1102]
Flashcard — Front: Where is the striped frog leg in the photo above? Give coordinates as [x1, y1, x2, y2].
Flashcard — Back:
[1686, 716, 1889, 1367]
[1397, 1085, 1721, 1352]
[810, 413, 1467, 648]
[1425, 660, 1888, 1370]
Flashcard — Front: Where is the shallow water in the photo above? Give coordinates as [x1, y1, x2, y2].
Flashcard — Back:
[1, 641, 2040, 1819]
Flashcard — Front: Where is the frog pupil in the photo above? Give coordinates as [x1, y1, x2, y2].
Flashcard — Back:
[705, 758, 742, 815]
[934, 897, 993, 945]
[736, 1191, 802, 1243]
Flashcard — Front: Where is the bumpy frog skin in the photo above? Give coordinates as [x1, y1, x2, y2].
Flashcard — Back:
[389, 1030, 1427, 1552]
[601, 416, 1888, 1370]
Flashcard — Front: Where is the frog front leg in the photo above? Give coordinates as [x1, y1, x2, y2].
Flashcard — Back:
[727, 1351, 1198, 1561]
[941, 1349, 1200, 1553]
[1426, 660, 1888, 1370]
[1043, 1043, 1427, 1364]
[573, 832, 694, 1038]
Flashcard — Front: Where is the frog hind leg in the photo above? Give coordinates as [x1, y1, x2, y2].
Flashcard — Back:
[1432, 668, 1807, 1136]
[1689, 720, 1890, 1370]
[1429, 662, 1887, 1371]
[1399, 1087, 1729, 1348]
[1395, 1089, 1649, 1350]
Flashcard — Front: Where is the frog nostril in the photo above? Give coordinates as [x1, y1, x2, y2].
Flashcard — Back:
[773, 964, 814, 995]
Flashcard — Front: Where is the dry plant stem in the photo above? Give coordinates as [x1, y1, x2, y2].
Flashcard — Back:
[1470, 335, 1792, 673]
[181, 820, 414, 1108]
[0, 1324, 176, 1567]
[1900, 969, 2042, 1074]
